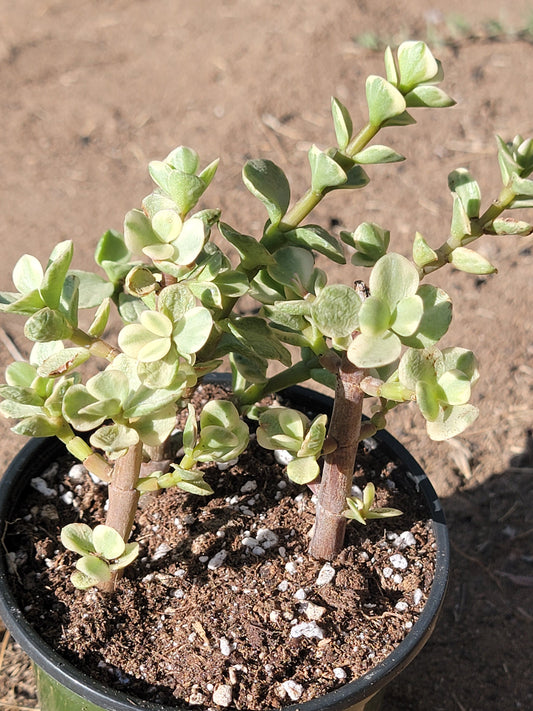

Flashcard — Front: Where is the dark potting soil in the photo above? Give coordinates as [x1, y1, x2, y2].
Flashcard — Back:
[4, 385, 436, 709]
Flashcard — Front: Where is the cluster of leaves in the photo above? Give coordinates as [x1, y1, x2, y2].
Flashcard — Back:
[61, 523, 139, 589]
[138, 400, 249, 495]
[256, 407, 328, 484]
[0, 41, 530, 582]
[344, 482, 402, 525]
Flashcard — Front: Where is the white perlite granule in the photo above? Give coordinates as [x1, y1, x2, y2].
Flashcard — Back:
[389, 553, 408, 570]
[290, 621, 325, 640]
[256, 528, 279, 549]
[212, 684, 233, 707]
[207, 550, 227, 570]
[316, 562, 336, 586]
[281, 680, 304, 701]
[30, 477, 55, 498]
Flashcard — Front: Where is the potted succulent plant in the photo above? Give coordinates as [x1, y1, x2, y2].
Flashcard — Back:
[0, 40, 531, 711]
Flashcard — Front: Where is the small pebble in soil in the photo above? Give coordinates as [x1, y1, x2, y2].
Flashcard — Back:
[290, 621, 325, 640]
[256, 528, 278, 548]
[303, 602, 326, 621]
[240, 480, 257, 493]
[61, 491, 74, 505]
[152, 543, 172, 561]
[395, 601, 409, 612]
[413, 588, 424, 605]
[274, 449, 293, 466]
[391, 531, 417, 549]
[188, 687, 206, 706]
[219, 636, 234, 656]
[68, 463, 86, 481]
[294, 588, 307, 600]
[278, 580, 289, 592]
[207, 550, 227, 570]
[217, 458, 238, 471]
[316, 562, 336, 586]
[30, 477, 55, 498]
[281, 680, 304, 701]
[212, 684, 233, 707]
[389, 553, 408, 570]
[285, 561, 298, 575]
[333, 667, 347, 680]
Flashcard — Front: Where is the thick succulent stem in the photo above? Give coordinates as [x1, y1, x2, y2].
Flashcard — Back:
[309, 354, 365, 560]
[101, 441, 143, 592]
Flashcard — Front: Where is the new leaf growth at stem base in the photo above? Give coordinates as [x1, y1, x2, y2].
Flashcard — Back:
[0, 41, 531, 585]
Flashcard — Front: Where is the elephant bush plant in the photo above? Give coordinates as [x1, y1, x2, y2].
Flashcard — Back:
[1, 41, 531, 588]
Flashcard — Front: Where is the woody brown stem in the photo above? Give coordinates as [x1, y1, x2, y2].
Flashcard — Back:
[309, 354, 365, 560]
[101, 441, 143, 592]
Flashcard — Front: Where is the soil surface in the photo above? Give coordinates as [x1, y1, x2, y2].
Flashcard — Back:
[5, 385, 437, 709]
[0, 2, 532, 710]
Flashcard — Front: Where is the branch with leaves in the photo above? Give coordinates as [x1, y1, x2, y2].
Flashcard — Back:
[1, 41, 530, 587]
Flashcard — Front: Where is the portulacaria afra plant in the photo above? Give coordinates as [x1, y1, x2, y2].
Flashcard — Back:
[1, 41, 532, 588]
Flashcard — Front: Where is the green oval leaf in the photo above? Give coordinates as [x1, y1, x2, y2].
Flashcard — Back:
[242, 159, 290, 227]
[24, 308, 73, 343]
[124, 209, 156, 254]
[173, 306, 213, 355]
[152, 209, 183, 243]
[308, 145, 347, 193]
[90, 423, 140, 455]
[11, 414, 61, 437]
[399, 348, 439, 391]
[40, 241, 74, 310]
[412, 232, 438, 268]
[311, 284, 361, 339]
[405, 85, 455, 108]
[331, 97, 353, 150]
[92, 525, 126, 560]
[61, 523, 95, 556]
[416, 380, 440, 421]
[347, 331, 402, 368]
[352, 145, 405, 164]
[284, 224, 346, 264]
[358, 296, 390, 336]
[397, 41, 439, 92]
[392, 294, 424, 337]
[450, 247, 497, 275]
[219, 222, 275, 271]
[287, 456, 319, 485]
[426, 404, 479, 441]
[174, 218, 207, 265]
[401, 285, 452, 348]
[369, 253, 419, 311]
[438, 369, 471, 406]
[110, 542, 140, 571]
[76, 555, 111, 584]
[37, 347, 91, 378]
[13, 255, 44, 295]
[366, 75, 406, 127]
[448, 168, 481, 219]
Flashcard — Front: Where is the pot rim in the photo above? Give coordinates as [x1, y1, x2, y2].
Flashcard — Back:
[0, 381, 449, 711]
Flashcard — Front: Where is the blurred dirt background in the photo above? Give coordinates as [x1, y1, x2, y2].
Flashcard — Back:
[0, 1, 532, 709]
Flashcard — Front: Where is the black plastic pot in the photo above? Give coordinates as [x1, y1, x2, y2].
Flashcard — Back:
[0, 383, 449, 711]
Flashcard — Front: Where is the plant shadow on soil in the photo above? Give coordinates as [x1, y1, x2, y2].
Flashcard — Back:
[1, 432, 532, 711]
[385, 430, 533, 711]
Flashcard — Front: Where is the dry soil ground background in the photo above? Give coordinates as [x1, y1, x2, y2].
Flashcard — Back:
[0, 1, 532, 710]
